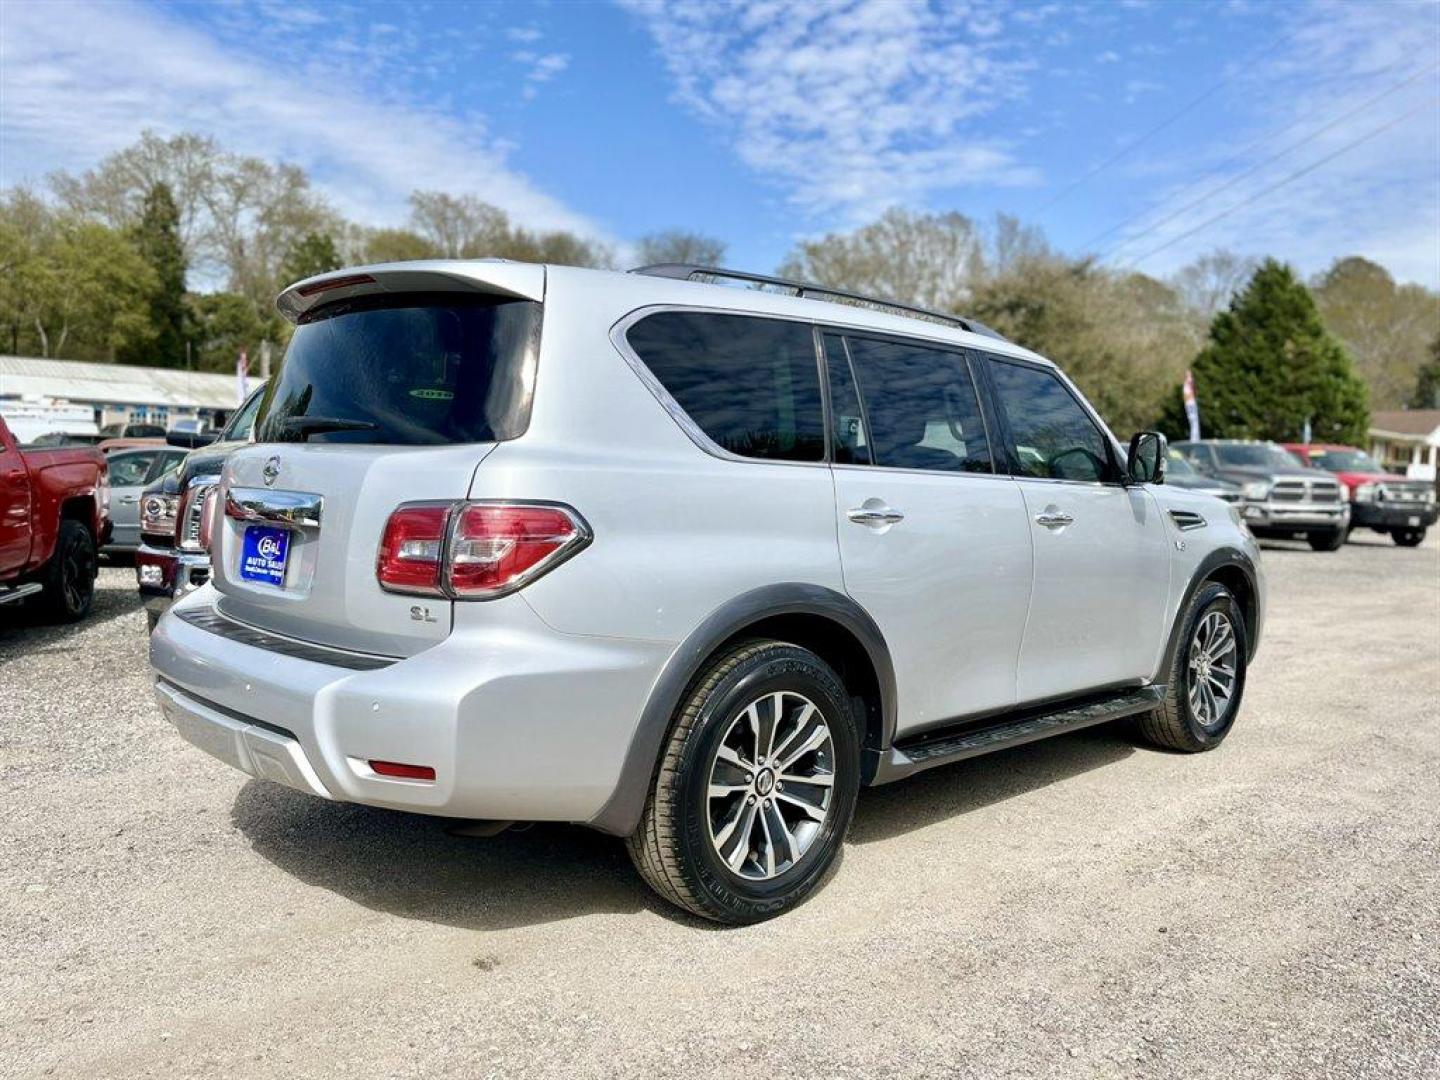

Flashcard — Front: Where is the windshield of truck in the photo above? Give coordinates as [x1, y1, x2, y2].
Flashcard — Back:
[1213, 444, 1303, 469]
[255, 294, 542, 445]
[1167, 450, 1197, 476]
[1308, 449, 1383, 473]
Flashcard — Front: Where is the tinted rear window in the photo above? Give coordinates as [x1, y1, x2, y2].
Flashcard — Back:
[256, 295, 542, 445]
[625, 311, 824, 462]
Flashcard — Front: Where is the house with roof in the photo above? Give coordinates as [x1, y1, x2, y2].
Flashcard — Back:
[1369, 409, 1440, 481]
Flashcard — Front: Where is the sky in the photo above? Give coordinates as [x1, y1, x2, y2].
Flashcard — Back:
[2, 0, 1438, 288]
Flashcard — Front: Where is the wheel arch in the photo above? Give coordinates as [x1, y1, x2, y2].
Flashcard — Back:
[588, 583, 895, 836]
[1154, 547, 1260, 686]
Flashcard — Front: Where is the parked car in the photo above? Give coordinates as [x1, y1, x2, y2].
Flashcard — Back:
[26, 431, 107, 448]
[149, 260, 1265, 924]
[136, 387, 265, 630]
[102, 447, 187, 556]
[1164, 449, 1241, 502]
[0, 414, 110, 621]
[98, 437, 167, 456]
[99, 422, 168, 439]
[1173, 439, 1349, 551]
[1281, 443, 1436, 547]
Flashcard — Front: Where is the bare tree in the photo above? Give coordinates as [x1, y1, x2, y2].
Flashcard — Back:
[635, 230, 726, 267]
[1169, 250, 1259, 322]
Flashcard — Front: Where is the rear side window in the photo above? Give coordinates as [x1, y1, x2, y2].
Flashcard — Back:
[989, 360, 1115, 482]
[256, 295, 542, 445]
[107, 451, 157, 486]
[841, 335, 991, 473]
[626, 312, 824, 462]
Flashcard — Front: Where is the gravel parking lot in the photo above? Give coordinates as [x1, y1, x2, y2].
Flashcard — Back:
[2, 534, 1437, 1079]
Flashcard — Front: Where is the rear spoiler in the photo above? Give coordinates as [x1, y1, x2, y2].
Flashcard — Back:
[276, 259, 546, 323]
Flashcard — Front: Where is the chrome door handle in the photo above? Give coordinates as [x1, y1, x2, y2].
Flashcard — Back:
[1034, 511, 1074, 529]
[847, 505, 905, 526]
[118, 496, 139, 505]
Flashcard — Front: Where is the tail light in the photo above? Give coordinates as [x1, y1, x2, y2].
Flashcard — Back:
[376, 501, 590, 600]
[198, 488, 221, 553]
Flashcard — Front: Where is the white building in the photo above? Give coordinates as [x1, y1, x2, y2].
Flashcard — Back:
[0, 355, 249, 432]
[1369, 409, 1440, 481]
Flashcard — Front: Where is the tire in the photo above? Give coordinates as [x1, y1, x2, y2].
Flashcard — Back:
[1136, 582, 1248, 753]
[626, 639, 861, 924]
[1307, 528, 1346, 551]
[1392, 527, 1426, 547]
[37, 519, 97, 622]
[146, 609, 161, 633]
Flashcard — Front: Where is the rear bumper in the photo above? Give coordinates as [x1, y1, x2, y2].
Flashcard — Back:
[148, 587, 672, 827]
[1351, 502, 1437, 530]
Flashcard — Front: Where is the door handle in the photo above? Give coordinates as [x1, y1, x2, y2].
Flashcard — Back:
[847, 504, 905, 527]
[1034, 510, 1074, 529]
[118, 496, 139, 505]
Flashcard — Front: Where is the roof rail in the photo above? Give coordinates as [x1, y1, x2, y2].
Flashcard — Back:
[629, 263, 1008, 342]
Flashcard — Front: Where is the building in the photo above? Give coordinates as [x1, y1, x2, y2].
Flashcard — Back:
[0, 355, 250, 432]
[1369, 409, 1440, 481]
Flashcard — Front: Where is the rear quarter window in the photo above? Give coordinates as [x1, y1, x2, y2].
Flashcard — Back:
[624, 311, 824, 462]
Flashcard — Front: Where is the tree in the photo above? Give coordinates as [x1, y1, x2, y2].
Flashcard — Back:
[635, 230, 726, 267]
[1410, 335, 1440, 409]
[1161, 259, 1369, 444]
[360, 227, 440, 264]
[1312, 255, 1440, 410]
[280, 231, 342, 285]
[184, 292, 271, 374]
[406, 191, 609, 267]
[121, 182, 187, 366]
[1170, 250, 1259, 322]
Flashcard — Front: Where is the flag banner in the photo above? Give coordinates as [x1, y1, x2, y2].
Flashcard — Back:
[236, 349, 249, 406]
[1182, 370, 1201, 442]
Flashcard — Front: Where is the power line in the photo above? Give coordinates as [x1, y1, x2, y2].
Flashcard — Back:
[1122, 95, 1439, 268]
[1084, 61, 1438, 256]
[1034, 23, 1305, 214]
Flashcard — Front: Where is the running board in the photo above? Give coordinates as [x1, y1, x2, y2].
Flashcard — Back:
[871, 686, 1165, 784]
[0, 582, 43, 607]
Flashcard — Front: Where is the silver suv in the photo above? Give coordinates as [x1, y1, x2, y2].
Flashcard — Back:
[150, 261, 1265, 923]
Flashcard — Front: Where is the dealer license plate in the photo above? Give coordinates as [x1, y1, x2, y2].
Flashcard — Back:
[240, 525, 291, 587]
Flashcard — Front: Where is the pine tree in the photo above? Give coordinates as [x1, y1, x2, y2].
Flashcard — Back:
[1161, 259, 1368, 444]
[279, 232, 342, 286]
[120, 182, 187, 366]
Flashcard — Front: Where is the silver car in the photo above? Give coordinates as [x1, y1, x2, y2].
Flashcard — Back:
[150, 260, 1266, 923]
[102, 447, 186, 555]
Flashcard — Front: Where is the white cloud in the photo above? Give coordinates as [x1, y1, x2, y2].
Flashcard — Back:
[1096, 50, 1121, 64]
[0, 0, 606, 243]
[507, 26, 544, 43]
[616, 0, 1039, 222]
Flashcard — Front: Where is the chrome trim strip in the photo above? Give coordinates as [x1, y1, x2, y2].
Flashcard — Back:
[225, 487, 324, 529]
[1169, 509, 1207, 531]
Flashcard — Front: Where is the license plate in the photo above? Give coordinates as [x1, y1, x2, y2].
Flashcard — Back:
[240, 525, 291, 587]
[1409, 516, 1421, 526]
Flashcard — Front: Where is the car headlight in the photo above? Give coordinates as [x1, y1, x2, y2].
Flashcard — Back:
[1242, 481, 1271, 500]
[142, 493, 179, 535]
[1352, 483, 1377, 503]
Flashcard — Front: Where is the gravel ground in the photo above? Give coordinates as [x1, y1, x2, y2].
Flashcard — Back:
[2, 534, 1437, 1080]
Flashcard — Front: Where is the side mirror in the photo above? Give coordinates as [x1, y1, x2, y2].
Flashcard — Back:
[166, 430, 218, 449]
[1127, 431, 1167, 485]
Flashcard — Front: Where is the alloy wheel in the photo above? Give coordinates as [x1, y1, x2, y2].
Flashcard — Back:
[1188, 609, 1237, 728]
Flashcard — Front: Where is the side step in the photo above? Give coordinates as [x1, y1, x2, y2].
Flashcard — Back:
[0, 582, 43, 607]
[872, 686, 1165, 784]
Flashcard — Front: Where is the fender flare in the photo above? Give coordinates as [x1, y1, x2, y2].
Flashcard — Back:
[587, 583, 896, 836]
[1154, 546, 1261, 684]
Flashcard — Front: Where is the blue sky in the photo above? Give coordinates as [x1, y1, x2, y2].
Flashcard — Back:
[3, 0, 1438, 286]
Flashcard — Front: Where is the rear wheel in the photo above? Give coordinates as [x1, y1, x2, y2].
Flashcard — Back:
[1137, 582, 1247, 753]
[1392, 527, 1426, 547]
[627, 640, 861, 924]
[1307, 528, 1346, 551]
[37, 519, 97, 622]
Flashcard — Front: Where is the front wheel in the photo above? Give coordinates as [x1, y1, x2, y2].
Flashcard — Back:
[37, 519, 97, 622]
[1307, 528, 1346, 551]
[1392, 527, 1426, 547]
[1137, 582, 1248, 753]
[627, 640, 861, 924]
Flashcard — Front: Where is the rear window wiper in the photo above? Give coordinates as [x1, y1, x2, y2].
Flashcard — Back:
[271, 416, 379, 442]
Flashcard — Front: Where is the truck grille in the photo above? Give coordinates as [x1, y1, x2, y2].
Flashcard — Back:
[1377, 483, 1430, 504]
[178, 482, 214, 552]
[1272, 478, 1341, 504]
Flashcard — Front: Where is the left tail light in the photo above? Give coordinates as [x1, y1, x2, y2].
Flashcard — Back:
[376, 501, 590, 600]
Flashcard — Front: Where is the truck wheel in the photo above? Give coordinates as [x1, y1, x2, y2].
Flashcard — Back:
[627, 640, 861, 924]
[38, 519, 97, 622]
[1137, 581, 1247, 753]
[1307, 528, 1346, 551]
[1392, 527, 1426, 547]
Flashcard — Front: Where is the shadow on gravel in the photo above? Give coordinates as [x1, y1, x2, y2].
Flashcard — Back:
[0, 570, 143, 662]
[230, 781, 655, 931]
[232, 722, 1141, 930]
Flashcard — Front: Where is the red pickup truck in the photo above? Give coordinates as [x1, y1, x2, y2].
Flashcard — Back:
[1282, 442, 1437, 547]
[0, 414, 110, 620]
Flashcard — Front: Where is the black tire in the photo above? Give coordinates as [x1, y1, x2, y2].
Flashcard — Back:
[1136, 582, 1248, 753]
[1392, 527, 1426, 547]
[1307, 528, 1346, 551]
[37, 519, 97, 622]
[626, 639, 861, 925]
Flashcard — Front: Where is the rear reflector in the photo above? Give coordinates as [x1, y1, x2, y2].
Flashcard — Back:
[369, 760, 436, 781]
[376, 500, 590, 600]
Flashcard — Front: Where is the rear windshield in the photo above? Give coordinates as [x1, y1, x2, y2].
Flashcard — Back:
[256, 294, 542, 445]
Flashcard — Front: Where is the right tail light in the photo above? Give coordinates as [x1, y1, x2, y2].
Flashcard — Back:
[376, 500, 590, 600]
